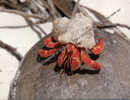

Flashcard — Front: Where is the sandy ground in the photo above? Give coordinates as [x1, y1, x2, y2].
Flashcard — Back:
[0, 0, 130, 100]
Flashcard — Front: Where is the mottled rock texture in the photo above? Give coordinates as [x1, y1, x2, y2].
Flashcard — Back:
[9, 28, 130, 100]
[53, 13, 96, 49]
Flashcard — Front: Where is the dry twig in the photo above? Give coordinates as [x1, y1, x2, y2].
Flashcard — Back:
[0, 8, 49, 21]
[71, 0, 80, 18]
[47, 0, 59, 19]
[106, 8, 121, 19]
[0, 25, 29, 29]
[24, 18, 43, 39]
[0, 40, 23, 61]
[97, 23, 130, 30]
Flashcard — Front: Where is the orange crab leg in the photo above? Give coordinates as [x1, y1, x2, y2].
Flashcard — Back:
[40, 48, 59, 58]
[81, 48, 101, 70]
[44, 36, 62, 48]
[90, 38, 104, 55]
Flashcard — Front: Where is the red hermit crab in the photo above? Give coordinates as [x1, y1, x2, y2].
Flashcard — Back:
[38, 13, 104, 74]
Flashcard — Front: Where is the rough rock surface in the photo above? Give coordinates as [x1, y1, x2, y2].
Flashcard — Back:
[9, 28, 130, 100]
[53, 13, 96, 49]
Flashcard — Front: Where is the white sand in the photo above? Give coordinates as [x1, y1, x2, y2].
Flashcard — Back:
[0, 0, 130, 99]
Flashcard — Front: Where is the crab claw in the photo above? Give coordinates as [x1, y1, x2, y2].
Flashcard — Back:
[44, 36, 62, 48]
[90, 38, 104, 55]
[81, 48, 101, 70]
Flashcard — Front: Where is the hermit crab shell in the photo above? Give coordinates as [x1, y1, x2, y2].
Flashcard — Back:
[53, 13, 96, 49]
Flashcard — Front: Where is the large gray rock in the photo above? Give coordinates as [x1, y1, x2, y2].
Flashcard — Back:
[9, 29, 130, 100]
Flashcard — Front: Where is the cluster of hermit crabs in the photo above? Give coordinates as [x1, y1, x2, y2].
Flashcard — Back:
[38, 13, 104, 75]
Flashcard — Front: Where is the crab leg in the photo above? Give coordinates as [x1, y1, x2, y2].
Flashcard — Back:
[58, 43, 81, 71]
[57, 48, 67, 67]
[90, 38, 104, 55]
[57, 43, 74, 67]
[81, 48, 101, 70]
[44, 36, 62, 48]
[40, 48, 59, 58]
[67, 44, 81, 71]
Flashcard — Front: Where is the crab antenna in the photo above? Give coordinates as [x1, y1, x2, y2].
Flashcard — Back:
[71, 0, 81, 18]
